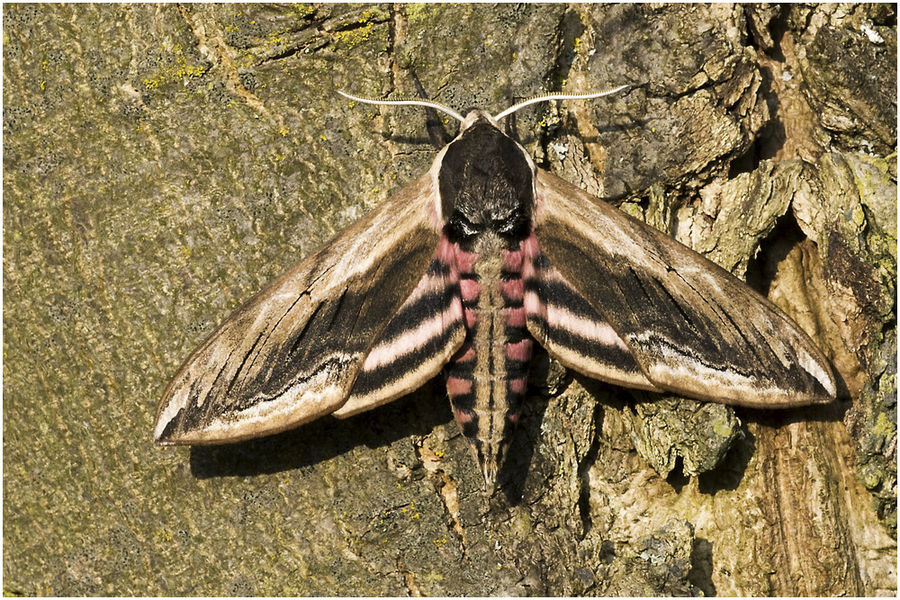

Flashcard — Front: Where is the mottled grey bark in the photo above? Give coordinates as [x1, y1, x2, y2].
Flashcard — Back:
[3, 3, 895, 596]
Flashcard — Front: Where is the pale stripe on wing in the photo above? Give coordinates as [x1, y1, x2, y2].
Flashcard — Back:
[545, 304, 630, 351]
[362, 300, 464, 370]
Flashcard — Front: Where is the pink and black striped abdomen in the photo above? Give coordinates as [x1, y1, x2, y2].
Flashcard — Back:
[444, 232, 534, 486]
[440, 229, 655, 487]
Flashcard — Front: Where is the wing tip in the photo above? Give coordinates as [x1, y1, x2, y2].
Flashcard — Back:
[152, 423, 235, 446]
[153, 417, 181, 446]
[791, 383, 838, 407]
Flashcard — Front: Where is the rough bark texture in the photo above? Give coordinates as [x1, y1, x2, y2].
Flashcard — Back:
[3, 3, 896, 596]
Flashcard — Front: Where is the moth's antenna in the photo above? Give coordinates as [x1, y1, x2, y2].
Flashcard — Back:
[337, 90, 465, 123]
[493, 84, 631, 121]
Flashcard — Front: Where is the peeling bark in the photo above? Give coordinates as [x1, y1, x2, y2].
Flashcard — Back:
[3, 3, 895, 595]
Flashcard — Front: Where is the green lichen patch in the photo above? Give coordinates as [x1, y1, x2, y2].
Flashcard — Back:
[624, 394, 743, 477]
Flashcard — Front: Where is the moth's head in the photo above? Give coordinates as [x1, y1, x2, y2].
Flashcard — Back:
[336, 86, 631, 239]
[435, 111, 536, 241]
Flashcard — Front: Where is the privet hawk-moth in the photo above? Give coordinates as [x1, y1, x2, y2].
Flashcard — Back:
[155, 88, 837, 488]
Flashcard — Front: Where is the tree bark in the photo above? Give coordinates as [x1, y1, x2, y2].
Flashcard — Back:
[3, 3, 895, 595]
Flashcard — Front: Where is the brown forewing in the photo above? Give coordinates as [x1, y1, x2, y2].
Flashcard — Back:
[533, 169, 836, 408]
[154, 174, 442, 444]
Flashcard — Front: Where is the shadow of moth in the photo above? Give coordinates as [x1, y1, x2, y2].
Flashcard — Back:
[155, 87, 837, 488]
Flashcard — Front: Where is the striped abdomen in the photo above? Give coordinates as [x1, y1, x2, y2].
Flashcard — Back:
[445, 231, 534, 487]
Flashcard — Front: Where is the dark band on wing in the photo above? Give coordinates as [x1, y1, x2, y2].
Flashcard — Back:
[350, 320, 465, 396]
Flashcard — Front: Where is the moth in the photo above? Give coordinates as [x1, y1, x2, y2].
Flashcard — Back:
[155, 87, 837, 488]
